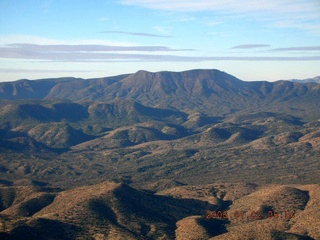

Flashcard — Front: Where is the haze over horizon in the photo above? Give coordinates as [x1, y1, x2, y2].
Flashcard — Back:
[0, 0, 320, 82]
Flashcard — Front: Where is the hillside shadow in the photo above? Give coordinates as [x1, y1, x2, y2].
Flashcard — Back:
[0, 179, 12, 186]
[88, 198, 118, 224]
[197, 217, 229, 237]
[113, 184, 233, 223]
[3, 218, 83, 240]
[271, 230, 314, 240]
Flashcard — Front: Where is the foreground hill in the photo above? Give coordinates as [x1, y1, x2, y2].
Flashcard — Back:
[0, 181, 207, 239]
[0, 181, 319, 239]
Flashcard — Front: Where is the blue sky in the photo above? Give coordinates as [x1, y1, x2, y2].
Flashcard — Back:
[0, 0, 319, 82]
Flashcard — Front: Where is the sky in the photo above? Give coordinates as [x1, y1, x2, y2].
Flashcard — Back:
[0, 0, 320, 82]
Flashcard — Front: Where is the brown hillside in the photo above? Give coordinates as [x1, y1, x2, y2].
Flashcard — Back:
[32, 181, 208, 239]
[0, 182, 319, 239]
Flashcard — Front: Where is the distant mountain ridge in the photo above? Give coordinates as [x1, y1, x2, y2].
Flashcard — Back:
[1, 69, 320, 240]
[1, 69, 320, 117]
[290, 76, 320, 84]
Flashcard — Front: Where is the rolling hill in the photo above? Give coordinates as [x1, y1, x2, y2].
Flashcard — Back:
[0, 69, 319, 187]
[0, 181, 319, 239]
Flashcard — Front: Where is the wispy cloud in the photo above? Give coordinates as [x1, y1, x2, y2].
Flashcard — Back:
[272, 20, 320, 35]
[201, 20, 222, 27]
[102, 30, 173, 38]
[42, 0, 52, 13]
[0, 68, 97, 73]
[5, 43, 192, 52]
[0, 35, 143, 49]
[119, 0, 318, 14]
[173, 16, 196, 22]
[232, 44, 271, 49]
[153, 26, 173, 35]
[272, 46, 320, 52]
[0, 43, 319, 62]
[119, 0, 320, 35]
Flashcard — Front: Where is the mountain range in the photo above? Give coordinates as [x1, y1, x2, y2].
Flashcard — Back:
[0, 69, 319, 239]
[1, 70, 320, 117]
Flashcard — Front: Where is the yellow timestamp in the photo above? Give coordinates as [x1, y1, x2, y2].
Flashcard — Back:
[205, 210, 295, 220]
